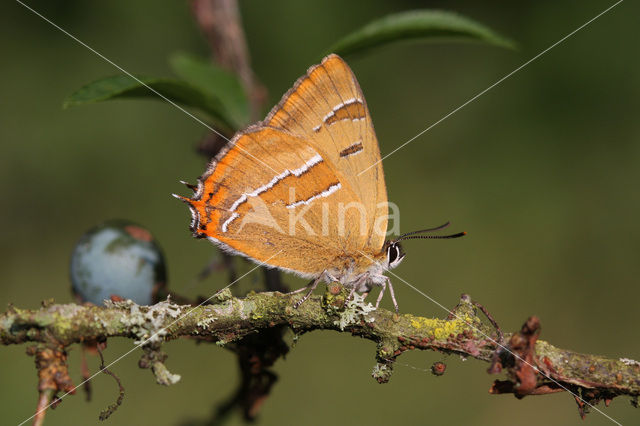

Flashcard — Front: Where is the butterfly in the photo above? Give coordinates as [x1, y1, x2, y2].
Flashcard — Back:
[175, 54, 464, 312]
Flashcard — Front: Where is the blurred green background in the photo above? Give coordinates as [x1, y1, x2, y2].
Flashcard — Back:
[2, 1, 638, 425]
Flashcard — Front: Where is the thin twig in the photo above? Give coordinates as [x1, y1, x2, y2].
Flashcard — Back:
[96, 345, 125, 421]
[32, 389, 54, 426]
[473, 299, 503, 343]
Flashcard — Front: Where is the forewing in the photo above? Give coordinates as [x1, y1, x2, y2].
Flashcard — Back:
[179, 126, 365, 277]
[265, 54, 388, 252]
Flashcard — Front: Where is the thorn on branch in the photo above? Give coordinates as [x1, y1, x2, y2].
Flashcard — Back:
[472, 299, 503, 343]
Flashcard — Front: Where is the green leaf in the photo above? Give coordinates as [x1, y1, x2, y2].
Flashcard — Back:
[169, 53, 250, 128]
[328, 10, 516, 57]
[63, 75, 236, 132]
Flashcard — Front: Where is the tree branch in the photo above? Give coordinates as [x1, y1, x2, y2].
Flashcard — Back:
[190, 0, 264, 119]
[3, 288, 638, 421]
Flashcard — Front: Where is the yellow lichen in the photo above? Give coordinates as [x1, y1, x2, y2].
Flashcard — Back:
[409, 316, 439, 330]
[408, 314, 474, 340]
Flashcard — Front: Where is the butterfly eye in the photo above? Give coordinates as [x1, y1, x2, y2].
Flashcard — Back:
[387, 242, 405, 269]
[388, 245, 398, 264]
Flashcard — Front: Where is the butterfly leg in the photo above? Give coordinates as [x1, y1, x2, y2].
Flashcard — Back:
[375, 279, 387, 309]
[293, 275, 323, 309]
[386, 277, 399, 313]
[343, 286, 357, 308]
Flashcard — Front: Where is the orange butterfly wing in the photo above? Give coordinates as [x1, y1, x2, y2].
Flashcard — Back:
[177, 55, 388, 277]
[179, 126, 370, 277]
[265, 54, 388, 253]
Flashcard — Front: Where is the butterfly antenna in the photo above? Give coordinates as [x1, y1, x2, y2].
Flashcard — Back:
[399, 231, 467, 241]
[398, 221, 451, 239]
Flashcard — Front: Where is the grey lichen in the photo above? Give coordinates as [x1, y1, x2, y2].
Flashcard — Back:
[196, 315, 217, 330]
[107, 297, 183, 345]
[152, 360, 181, 386]
[333, 293, 376, 331]
[620, 358, 640, 367]
[372, 362, 393, 383]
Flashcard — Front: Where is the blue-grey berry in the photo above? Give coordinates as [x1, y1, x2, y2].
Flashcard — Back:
[70, 220, 167, 305]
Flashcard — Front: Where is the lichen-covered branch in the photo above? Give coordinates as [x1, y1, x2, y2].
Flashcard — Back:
[2, 287, 639, 422]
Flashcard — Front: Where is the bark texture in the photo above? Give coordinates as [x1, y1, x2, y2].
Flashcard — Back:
[3, 288, 638, 423]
